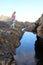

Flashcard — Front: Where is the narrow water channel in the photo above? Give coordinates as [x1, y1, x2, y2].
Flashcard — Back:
[15, 32, 37, 65]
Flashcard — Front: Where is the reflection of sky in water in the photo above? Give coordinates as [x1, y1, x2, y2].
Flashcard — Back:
[15, 32, 37, 65]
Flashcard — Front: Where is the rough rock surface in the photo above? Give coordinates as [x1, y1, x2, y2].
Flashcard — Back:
[37, 24, 43, 38]
[0, 29, 21, 55]
[23, 23, 36, 33]
[0, 57, 16, 65]
[0, 21, 23, 65]
[35, 14, 43, 38]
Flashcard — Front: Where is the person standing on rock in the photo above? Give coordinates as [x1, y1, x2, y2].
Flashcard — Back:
[11, 11, 16, 29]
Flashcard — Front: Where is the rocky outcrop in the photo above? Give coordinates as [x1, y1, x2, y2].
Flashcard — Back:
[0, 57, 16, 65]
[35, 14, 43, 37]
[0, 29, 21, 55]
[35, 14, 43, 26]
[37, 24, 43, 38]
[34, 15, 43, 60]
[23, 23, 36, 33]
[0, 22, 23, 65]
[35, 35, 43, 60]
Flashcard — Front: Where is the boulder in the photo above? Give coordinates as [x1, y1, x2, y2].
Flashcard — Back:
[0, 26, 23, 65]
[37, 24, 43, 38]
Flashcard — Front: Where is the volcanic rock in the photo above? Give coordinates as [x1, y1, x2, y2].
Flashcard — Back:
[35, 35, 43, 60]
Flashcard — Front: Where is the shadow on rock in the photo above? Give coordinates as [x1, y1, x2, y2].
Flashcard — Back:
[35, 35, 43, 60]
[36, 60, 43, 65]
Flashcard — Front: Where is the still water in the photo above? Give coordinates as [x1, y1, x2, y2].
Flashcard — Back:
[15, 32, 37, 65]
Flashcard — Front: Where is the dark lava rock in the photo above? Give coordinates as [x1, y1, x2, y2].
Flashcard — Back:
[36, 60, 43, 65]
[35, 35, 43, 60]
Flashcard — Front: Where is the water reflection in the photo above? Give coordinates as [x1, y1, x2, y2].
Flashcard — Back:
[15, 32, 37, 65]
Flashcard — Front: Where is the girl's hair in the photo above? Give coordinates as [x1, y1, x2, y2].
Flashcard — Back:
[13, 11, 16, 14]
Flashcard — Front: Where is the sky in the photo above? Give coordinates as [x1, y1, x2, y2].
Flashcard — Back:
[0, 0, 43, 22]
